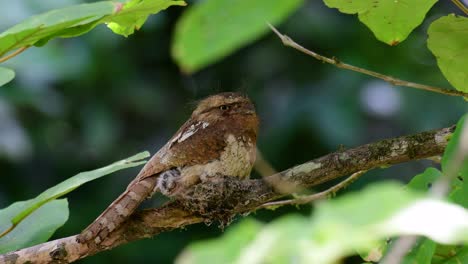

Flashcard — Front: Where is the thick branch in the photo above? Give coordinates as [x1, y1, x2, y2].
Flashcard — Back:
[0, 126, 454, 264]
[0, 205, 203, 264]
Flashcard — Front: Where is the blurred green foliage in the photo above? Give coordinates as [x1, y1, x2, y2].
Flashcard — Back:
[172, 0, 303, 72]
[0, 0, 466, 263]
[177, 182, 468, 264]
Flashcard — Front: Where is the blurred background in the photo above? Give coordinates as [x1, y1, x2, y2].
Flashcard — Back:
[0, 0, 466, 263]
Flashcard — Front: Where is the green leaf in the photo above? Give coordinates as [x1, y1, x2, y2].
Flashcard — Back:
[427, 15, 468, 93]
[0, 199, 68, 254]
[441, 113, 467, 173]
[0, 2, 116, 57]
[432, 245, 466, 264]
[0, 1, 186, 56]
[106, 0, 187, 37]
[0, 67, 15, 87]
[442, 246, 468, 264]
[176, 219, 263, 264]
[402, 239, 436, 264]
[0, 151, 149, 247]
[323, 0, 437, 45]
[407, 167, 442, 192]
[443, 115, 468, 208]
[441, 114, 468, 207]
[172, 0, 304, 73]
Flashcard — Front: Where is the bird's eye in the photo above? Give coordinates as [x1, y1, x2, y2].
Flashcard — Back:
[219, 105, 230, 111]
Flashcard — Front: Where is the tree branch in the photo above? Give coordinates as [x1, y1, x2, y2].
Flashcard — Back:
[0, 126, 455, 264]
[268, 24, 468, 98]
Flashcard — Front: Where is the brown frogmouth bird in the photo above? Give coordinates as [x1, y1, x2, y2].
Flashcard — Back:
[77, 92, 258, 244]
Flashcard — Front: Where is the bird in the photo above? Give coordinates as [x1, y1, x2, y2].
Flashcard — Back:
[77, 92, 259, 245]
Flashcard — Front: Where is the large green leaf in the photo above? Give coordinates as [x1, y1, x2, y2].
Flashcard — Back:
[106, 0, 187, 37]
[0, 199, 68, 254]
[0, 67, 15, 87]
[0, 151, 149, 249]
[0, 1, 186, 57]
[323, 0, 437, 45]
[172, 0, 304, 73]
[428, 15, 468, 93]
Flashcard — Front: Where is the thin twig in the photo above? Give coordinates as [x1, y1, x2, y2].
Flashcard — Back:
[257, 170, 366, 210]
[268, 24, 468, 98]
[451, 0, 468, 15]
[382, 120, 468, 264]
[0, 46, 29, 63]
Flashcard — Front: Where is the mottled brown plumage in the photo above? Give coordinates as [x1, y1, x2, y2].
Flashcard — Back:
[77, 92, 258, 245]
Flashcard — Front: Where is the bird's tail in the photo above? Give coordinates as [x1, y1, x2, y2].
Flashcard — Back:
[76, 176, 158, 244]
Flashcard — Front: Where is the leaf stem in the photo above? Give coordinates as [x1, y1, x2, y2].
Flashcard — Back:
[0, 46, 29, 63]
[268, 24, 468, 98]
[0, 224, 15, 239]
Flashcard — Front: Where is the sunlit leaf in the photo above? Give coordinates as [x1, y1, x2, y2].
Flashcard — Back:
[0, 2, 116, 57]
[428, 15, 468, 93]
[106, 0, 187, 37]
[0, 1, 186, 56]
[323, 0, 437, 45]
